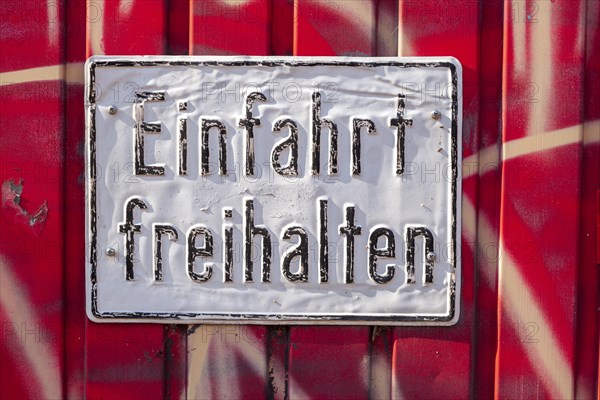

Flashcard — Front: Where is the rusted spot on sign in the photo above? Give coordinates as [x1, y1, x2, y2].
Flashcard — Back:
[2, 179, 48, 235]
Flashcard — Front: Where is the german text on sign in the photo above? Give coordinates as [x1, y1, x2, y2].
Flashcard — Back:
[85, 56, 462, 325]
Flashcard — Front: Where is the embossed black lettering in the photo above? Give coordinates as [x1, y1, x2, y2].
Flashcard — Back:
[244, 199, 272, 283]
[281, 226, 309, 282]
[318, 199, 329, 283]
[153, 224, 178, 281]
[118, 198, 147, 281]
[339, 205, 361, 284]
[187, 226, 214, 282]
[390, 94, 413, 175]
[368, 227, 395, 284]
[200, 119, 227, 175]
[223, 208, 234, 283]
[272, 118, 299, 175]
[239, 92, 267, 175]
[405, 226, 435, 284]
[352, 119, 376, 175]
[311, 91, 338, 175]
[178, 118, 187, 175]
[134, 91, 166, 175]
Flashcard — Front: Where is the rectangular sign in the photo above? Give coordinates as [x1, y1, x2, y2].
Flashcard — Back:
[85, 56, 462, 325]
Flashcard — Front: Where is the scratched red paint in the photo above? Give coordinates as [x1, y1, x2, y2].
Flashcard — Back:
[0, 0, 598, 399]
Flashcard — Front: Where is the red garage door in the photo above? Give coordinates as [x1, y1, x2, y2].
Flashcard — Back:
[1, 0, 598, 398]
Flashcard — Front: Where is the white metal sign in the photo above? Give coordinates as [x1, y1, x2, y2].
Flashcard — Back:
[85, 56, 462, 325]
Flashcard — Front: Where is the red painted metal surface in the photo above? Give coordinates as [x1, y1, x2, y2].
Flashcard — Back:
[496, 1, 590, 398]
[1, 0, 598, 399]
[1, 1, 66, 398]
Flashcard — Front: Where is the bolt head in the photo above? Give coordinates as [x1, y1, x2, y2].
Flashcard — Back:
[105, 247, 116, 257]
[431, 110, 442, 120]
[108, 105, 117, 115]
[426, 252, 436, 262]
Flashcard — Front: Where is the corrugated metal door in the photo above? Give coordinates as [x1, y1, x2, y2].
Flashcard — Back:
[1, 0, 598, 398]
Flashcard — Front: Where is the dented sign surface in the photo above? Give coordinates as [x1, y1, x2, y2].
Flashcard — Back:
[85, 56, 462, 325]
